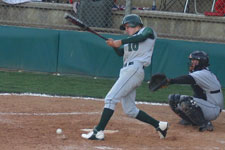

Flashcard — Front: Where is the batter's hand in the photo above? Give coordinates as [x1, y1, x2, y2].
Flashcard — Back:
[113, 40, 122, 48]
[106, 39, 122, 48]
[106, 38, 114, 47]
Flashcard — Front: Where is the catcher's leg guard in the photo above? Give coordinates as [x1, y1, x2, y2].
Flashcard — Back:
[168, 94, 195, 125]
[168, 94, 181, 110]
[180, 96, 207, 126]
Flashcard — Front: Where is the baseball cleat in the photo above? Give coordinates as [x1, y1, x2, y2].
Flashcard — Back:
[81, 128, 104, 140]
[199, 121, 214, 132]
[156, 121, 169, 139]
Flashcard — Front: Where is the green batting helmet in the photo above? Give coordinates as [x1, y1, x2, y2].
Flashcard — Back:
[120, 14, 143, 30]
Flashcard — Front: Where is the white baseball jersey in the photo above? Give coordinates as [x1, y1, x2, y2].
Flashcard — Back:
[190, 69, 224, 110]
[189, 69, 224, 121]
[123, 27, 157, 67]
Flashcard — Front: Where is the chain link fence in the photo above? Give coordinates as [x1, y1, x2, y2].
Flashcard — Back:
[41, 0, 218, 14]
[0, 0, 224, 43]
[38, 0, 221, 28]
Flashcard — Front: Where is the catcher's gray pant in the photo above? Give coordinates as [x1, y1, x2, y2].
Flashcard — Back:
[104, 61, 144, 118]
[193, 97, 221, 121]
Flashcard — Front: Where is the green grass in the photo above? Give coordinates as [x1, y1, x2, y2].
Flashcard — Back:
[0, 71, 113, 98]
[0, 70, 224, 105]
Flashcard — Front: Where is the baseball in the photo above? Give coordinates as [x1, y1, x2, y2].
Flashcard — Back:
[56, 128, 63, 134]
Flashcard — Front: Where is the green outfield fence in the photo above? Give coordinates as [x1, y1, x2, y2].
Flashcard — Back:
[0, 25, 225, 87]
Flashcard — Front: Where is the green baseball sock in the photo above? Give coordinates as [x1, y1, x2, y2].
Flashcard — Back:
[95, 108, 114, 131]
[136, 110, 159, 128]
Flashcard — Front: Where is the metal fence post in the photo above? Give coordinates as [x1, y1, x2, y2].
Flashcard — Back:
[125, 0, 132, 15]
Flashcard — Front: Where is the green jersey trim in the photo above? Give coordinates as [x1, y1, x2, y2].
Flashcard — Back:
[121, 27, 154, 44]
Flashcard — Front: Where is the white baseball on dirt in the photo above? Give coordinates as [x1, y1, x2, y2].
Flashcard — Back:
[56, 128, 63, 134]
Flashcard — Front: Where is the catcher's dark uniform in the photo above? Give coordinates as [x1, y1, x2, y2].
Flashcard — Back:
[168, 51, 224, 131]
[169, 70, 223, 118]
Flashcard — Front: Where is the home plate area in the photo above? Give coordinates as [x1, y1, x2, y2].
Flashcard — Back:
[0, 94, 225, 150]
[81, 129, 119, 134]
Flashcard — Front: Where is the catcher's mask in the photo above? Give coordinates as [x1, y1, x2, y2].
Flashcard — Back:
[188, 51, 209, 72]
[120, 14, 143, 30]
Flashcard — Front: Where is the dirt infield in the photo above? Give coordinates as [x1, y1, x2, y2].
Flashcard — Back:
[0, 94, 225, 150]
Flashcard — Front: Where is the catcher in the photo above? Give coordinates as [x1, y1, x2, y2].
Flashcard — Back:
[149, 50, 224, 131]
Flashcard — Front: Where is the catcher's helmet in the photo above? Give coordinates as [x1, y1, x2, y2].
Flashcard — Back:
[120, 14, 143, 30]
[189, 51, 209, 72]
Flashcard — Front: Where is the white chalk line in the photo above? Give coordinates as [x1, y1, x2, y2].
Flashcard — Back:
[0, 93, 104, 101]
[0, 112, 100, 116]
[0, 92, 168, 105]
[0, 93, 224, 112]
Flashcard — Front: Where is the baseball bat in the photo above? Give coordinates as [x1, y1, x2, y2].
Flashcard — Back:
[64, 13, 108, 41]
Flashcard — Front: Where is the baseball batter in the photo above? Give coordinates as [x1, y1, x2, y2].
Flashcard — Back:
[168, 51, 224, 131]
[81, 14, 168, 140]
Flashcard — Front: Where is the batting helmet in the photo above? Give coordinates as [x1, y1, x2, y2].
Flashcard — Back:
[120, 14, 143, 30]
[189, 51, 209, 72]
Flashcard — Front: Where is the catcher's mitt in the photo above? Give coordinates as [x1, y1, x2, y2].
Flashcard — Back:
[149, 73, 168, 92]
